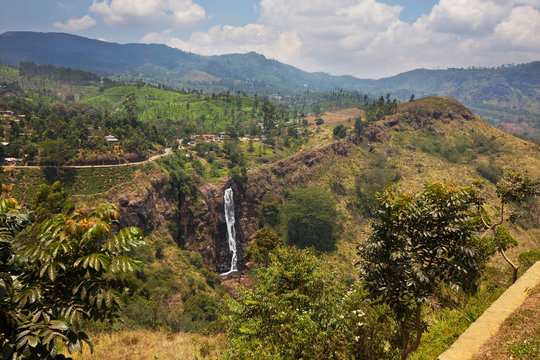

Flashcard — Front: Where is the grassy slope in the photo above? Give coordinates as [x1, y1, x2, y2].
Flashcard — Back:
[0, 165, 149, 204]
[82, 86, 265, 132]
[300, 98, 540, 269]
[10, 96, 539, 359]
[296, 97, 540, 358]
[67, 330, 226, 360]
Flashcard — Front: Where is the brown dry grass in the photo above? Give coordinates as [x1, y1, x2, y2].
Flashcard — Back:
[472, 284, 540, 360]
[306, 108, 365, 125]
[68, 330, 226, 360]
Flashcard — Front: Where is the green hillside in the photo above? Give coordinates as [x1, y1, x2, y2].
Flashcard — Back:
[64, 96, 540, 360]
[1, 32, 538, 140]
[1, 57, 539, 360]
[82, 86, 272, 133]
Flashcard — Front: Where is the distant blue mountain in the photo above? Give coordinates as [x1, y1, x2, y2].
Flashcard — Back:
[0, 31, 365, 91]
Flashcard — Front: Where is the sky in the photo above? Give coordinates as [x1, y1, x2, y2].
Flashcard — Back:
[1, 0, 539, 78]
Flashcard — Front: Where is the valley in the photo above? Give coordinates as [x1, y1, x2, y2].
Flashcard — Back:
[0, 56, 539, 360]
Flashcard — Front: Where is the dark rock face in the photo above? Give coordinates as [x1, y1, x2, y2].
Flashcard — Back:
[76, 97, 486, 273]
[176, 140, 352, 272]
[94, 168, 173, 236]
[176, 179, 257, 273]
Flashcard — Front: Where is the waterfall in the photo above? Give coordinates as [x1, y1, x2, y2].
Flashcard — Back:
[220, 188, 238, 276]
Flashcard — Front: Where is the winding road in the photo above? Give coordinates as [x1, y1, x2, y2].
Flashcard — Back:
[2, 148, 172, 170]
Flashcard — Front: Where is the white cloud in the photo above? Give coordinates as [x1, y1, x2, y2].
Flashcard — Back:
[415, 0, 511, 35]
[141, 26, 303, 63]
[89, 0, 206, 27]
[140, 0, 540, 78]
[495, 5, 540, 48]
[53, 15, 97, 32]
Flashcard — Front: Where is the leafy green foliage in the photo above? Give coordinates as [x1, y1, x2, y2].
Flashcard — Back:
[359, 182, 484, 359]
[119, 237, 223, 333]
[156, 151, 189, 199]
[352, 155, 400, 217]
[280, 187, 338, 252]
[32, 181, 74, 223]
[343, 283, 400, 360]
[508, 338, 540, 359]
[223, 246, 353, 360]
[258, 201, 279, 229]
[1, 198, 144, 359]
[244, 227, 284, 266]
[0, 90, 164, 164]
[0, 188, 32, 354]
[518, 250, 540, 272]
[476, 161, 503, 184]
[496, 171, 540, 204]
[333, 124, 348, 138]
[364, 95, 398, 122]
[480, 171, 540, 282]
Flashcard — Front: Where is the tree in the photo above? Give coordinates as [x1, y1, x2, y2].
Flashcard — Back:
[261, 100, 276, 135]
[1, 192, 144, 359]
[32, 181, 74, 223]
[359, 182, 484, 360]
[244, 227, 284, 266]
[312, 103, 322, 116]
[280, 187, 338, 252]
[223, 246, 352, 360]
[479, 171, 540, 283]
[354, 118, 365, 140]
[333, 125, 347, 139]
[122, 92, 139, 127]
[0, 186, 31, 351]
[39, 139, 75, 167]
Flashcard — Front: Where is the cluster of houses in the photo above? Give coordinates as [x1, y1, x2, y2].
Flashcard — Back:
[182, 133, 265, 147]
[1, 110, 25, 123]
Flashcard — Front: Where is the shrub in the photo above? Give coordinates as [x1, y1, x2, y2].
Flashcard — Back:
[518, 249, 540, 272]
[223, 247, 353, 359]
[280, 187, 338, 252]
[244, 227, 283, 266]
[476, 161, 503, 184]
[333, 125, 347, 138]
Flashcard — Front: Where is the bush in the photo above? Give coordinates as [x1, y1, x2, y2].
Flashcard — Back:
[280, 187, 337, 252]
[258, 201, 280, 228]
[518, 249, 540, 271]
[333, 125, 347, 138]
[476, 161, 503, 184]
[223, 246, 353, 359]
[244, 227, 283, 266]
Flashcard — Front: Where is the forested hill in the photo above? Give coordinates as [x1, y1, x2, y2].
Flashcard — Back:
[1, 31, 539, 138]
[362, 63, 540, 140]
[0, 31, 361, 91]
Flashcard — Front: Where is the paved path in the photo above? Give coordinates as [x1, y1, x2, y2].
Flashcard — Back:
[2, 148, 172, 170]
[438, 261, 540, 360]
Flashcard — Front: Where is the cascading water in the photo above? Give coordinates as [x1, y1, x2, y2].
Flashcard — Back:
[220, 188, 238, 276]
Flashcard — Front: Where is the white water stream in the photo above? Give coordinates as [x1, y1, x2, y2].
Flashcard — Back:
[220, 188, 238, 276]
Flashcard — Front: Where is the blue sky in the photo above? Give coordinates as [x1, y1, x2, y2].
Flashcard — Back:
[1, 0, 539, 78]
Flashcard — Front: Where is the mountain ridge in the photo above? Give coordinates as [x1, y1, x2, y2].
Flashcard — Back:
[1, 31, 539, 138]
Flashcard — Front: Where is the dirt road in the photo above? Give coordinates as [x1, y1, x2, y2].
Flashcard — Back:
[2, 148, 172, 170]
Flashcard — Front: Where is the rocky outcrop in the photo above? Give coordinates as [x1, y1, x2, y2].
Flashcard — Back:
[176, 140, 352, 272]
[75, 168, 174, 236]
[76, 98, 483, 273]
